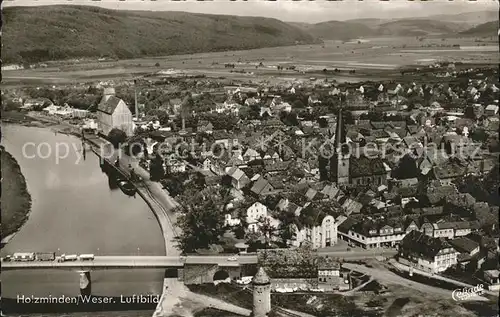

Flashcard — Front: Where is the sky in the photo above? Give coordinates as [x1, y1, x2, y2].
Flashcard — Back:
[3, 0, 498, 23]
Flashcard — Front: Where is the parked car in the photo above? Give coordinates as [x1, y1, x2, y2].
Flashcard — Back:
[227, 256, 237, 261]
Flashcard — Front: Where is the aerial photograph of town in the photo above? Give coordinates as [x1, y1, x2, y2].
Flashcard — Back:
[0, 0, 499, 316]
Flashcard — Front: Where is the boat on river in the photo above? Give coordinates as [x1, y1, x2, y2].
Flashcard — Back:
[117, 180, 136, 196]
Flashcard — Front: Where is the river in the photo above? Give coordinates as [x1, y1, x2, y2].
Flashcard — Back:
[1, 124, 166, 316]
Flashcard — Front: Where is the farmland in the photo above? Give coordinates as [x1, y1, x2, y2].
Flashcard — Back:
[3, 36, 498, 87]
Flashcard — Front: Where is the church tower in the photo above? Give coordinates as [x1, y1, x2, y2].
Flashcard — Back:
[253, 267, 271, 317]
[330, 107, 350, 185]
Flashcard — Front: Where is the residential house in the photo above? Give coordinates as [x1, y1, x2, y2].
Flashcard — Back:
[245, 97, 260, 107]
[263, 161, 289, 176]
[421, 220, 436, 237]
[215, 101, 240, 115]
[249, 177, 275, 197]
[483, 270, 500, 291]
[97, 88, 134, 136]
[449, 237, 480, 257]
[225, 210, 241, 227]
[308, 95, 322, 106]
[485, 104, 499, 116]
[276, 198, 304, 217]
[320, 184, 342, 201]
[432, 164, 467, 186]
[449, 236, 481, 269]
[213, 130, 236, 149]
[243, 148, 262, 162]
[169, 98, 182, 115]
[341, 198, 363, 215]
[42, 104, 59, 115]
[165, 159, 186, 174]
[261, 149, 281, 162]
[246, 202, 269, 233]
[398, 230, 459, 274]
[270, 96, 292, 113]
[227, 166, 250, 190]
[433, 221, 479, 239]
[197, 120, 214, 134]
[200, 157, 214, 171]
[260, 106, 273, 117]
[22, 98, 50, 110]
[317, 257, 349, 291]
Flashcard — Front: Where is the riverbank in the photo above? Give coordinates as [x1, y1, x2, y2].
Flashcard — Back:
[84, 134, 180, 256]
[2, 110, 82, 137]
[0, 146, 32, 246]
[2, 124, 166, 311]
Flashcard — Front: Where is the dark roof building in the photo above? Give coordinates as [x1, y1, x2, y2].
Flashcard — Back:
[400, 230, 455, 261]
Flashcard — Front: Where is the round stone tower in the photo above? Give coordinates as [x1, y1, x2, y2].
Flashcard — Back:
[252, 267, 271, 317]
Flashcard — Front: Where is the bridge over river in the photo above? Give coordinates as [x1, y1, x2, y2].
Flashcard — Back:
[2, 254, 259, 294]
[1, 255, 258, 270]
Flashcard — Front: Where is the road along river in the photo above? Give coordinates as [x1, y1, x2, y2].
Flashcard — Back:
[1, 124, 166, 315]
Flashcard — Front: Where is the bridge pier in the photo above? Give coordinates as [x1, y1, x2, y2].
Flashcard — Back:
[78, 271, 92, 296]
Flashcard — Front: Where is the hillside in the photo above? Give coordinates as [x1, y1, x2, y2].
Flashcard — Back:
[346, 18, 389, 28]
[425, 10, 498, 26]
[292, 20, 377, 41]
[460, 21, 498, 37]
[377, 19, 469, 37]
[3, 5, 318, 64]
[294, 18, 469, 40]
[299, 10, 496, 40]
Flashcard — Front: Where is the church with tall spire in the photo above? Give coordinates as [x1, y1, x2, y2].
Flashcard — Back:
[328, 106, 390, 187]
[330, 107, 350, 185]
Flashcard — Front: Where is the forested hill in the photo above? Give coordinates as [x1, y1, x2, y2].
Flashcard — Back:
[3, 5, 318, 64]
[460, 21, 498, 37]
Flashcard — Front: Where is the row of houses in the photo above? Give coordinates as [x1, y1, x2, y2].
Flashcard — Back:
[338, 215, 480, 249]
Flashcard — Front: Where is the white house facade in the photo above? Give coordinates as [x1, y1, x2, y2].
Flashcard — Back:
[97, 88, 134, 136]
[292, 215, 338, 249]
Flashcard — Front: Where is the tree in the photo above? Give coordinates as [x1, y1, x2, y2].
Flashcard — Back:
[470, 129, 488, 143]
[174, 187, 231, 253]
[277, 210, 299, 247]
[149, 154, 165, 181]
[464, 106, 475, 120]
[279, 111, 299, 126]
[292, 99, 306, 109]
[230, 199, 256, 239]
[343, 111, 355, 125]
[2, 100, 21, 111]
[257, 216, 278, 247]
[392, 154, 419, 179]
[197, 113, 239, 131]
[318, 156, 329, 181]
[107, 128, 127, 149]
[147, 109, 169, 124]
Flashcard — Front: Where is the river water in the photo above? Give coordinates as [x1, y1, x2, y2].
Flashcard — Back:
[1, 124, 166, 315]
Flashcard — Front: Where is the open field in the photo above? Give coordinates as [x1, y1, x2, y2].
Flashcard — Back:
[2, 37, 498, 87]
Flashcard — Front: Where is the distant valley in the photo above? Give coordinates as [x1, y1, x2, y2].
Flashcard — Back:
[292, 10, 498, 40]
[2, 5, 498, 64]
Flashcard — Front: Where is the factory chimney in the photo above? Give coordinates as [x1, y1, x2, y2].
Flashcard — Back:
[134, 79, 139, 121]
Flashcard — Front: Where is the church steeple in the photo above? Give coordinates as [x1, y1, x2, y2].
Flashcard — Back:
[330, 106, 350, 185]
[333, 107, 346, 150]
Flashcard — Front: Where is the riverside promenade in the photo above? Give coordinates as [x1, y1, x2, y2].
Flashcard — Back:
[84, 135, 250, 317]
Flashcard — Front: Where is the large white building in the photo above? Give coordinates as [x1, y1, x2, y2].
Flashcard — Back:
[97, 88, 134, 136]
[291, 215, 338, 249]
